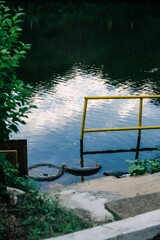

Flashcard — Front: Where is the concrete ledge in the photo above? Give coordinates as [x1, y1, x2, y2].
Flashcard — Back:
[45, 209, 160, 240]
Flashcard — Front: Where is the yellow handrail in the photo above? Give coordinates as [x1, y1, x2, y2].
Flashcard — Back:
[80, 95, 160, 148]
[83, 126, 160, 133]
[84, 95, 160, 99]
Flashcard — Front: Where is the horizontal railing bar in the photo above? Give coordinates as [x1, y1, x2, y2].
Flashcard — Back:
[84, 126, 160, 132]
[85, 95, 160, 100]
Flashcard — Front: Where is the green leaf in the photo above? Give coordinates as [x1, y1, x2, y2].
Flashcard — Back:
[9, 124, 19, 133]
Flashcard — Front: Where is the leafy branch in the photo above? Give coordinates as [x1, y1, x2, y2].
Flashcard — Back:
[0, 1, 36, 144]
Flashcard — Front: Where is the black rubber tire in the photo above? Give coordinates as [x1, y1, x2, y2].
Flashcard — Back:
[28, 163, 64, 181]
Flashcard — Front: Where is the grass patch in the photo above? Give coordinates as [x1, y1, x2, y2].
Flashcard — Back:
[0, 192, 92, 239]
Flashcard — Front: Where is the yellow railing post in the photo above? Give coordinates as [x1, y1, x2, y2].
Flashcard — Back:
[80, 98, 88, 153]
[138, 98, 143, 128]
[138, 97, 143, 137]
[80, 97, 88, 141]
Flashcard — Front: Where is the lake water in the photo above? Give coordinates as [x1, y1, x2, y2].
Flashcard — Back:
[12, 1, 160, 188]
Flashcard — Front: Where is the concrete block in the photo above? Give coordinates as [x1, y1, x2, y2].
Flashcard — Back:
[45, 209, 160, 240]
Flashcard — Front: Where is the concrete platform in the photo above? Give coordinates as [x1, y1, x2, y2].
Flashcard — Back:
[62, 172, 160, 198]
[47, 173, 160, 239]
[48, 173, 160, 222]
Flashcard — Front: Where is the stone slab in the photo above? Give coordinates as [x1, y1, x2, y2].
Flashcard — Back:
[105, 192, 160, 220]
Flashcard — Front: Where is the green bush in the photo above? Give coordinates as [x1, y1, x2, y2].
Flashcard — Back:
[0, 153, 37, 201]
[0, 1, 36, 145]
[126, 154, 160, 176]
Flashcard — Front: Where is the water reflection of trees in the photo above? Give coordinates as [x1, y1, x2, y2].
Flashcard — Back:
[15, 1, 160, 94]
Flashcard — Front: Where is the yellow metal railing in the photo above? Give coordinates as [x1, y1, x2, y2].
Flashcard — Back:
[80, 95, 160, 149]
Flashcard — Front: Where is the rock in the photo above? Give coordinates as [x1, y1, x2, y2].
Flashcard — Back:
[6, 187, 25, 205]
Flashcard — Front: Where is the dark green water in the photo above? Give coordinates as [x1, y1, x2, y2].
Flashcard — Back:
[12, 1, 160, 187]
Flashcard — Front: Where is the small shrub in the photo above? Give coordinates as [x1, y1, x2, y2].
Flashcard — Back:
[126, 154, 160, 176]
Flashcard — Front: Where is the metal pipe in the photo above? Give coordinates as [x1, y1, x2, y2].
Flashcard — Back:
[83, 126, 160, 132]
[80, 97, 88, 140]
[138, 98, 143, 138]
[85, 95, 160, 100]
[138, 98, 143, 127]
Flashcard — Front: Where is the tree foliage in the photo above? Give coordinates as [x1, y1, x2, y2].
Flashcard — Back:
[0, 1, 36, 144]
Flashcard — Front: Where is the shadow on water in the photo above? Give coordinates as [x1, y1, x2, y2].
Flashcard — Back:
[9, 1, 160, 187]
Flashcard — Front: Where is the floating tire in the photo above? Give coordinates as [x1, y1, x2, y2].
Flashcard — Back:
[28, 163, 64, 181]
[62, 162, 101, 176]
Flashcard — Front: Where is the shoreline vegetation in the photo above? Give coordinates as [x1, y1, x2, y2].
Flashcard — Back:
[6, 0, 160, 3]
[0, 154, 92, 239]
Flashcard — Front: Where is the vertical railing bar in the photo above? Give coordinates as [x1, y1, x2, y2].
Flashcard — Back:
[80, 97, 88, 141]
[80, 98, 88, 154]
[138, 97, 143, 127]
[138, 97, 143, 137]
